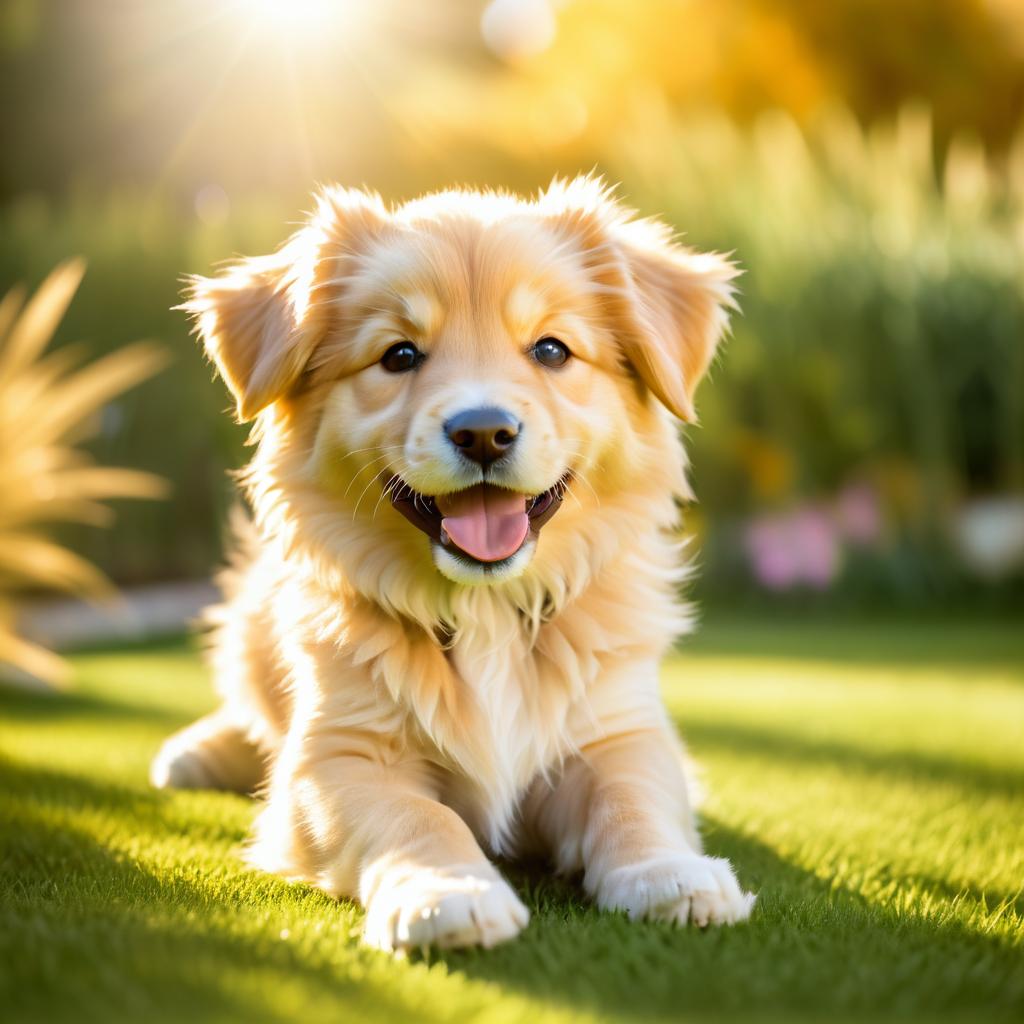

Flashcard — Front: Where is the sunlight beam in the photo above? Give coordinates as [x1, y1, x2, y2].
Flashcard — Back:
[238, 0, 358, 44]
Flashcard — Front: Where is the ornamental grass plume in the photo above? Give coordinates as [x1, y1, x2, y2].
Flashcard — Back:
[0, 260, 168, 689]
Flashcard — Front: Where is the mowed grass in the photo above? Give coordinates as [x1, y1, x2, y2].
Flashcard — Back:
[1, 617, 1022, 1024]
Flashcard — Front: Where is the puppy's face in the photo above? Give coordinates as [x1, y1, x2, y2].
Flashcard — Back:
[187, 179, 735, 585]
[309, 210, 639, 584]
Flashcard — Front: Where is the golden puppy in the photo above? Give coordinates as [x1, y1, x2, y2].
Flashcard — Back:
[151, 176, 754, 951]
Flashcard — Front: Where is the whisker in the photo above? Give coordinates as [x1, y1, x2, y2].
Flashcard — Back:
[564, 481, 584, 512]
[372, 472, 401, 521]
[561, 452, 601, 506]
[352, 463, 392, 520]
[570, 473, 599, 506]
[337, 442, 406, 461]
[341, 452, 397, 499]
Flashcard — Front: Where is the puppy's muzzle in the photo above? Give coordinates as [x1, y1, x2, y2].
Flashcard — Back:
[445, 406, 520, 468]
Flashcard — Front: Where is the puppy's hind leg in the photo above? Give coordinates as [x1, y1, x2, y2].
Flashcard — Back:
[151, 710, 264, 793]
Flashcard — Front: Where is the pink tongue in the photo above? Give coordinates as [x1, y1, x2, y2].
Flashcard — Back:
[436, 485, 529, 563]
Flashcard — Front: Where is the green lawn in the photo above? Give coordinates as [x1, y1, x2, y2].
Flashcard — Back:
[1, 617, 1022, 1024]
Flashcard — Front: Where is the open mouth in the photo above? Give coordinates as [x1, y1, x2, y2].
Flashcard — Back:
[385, 474, 569, 567]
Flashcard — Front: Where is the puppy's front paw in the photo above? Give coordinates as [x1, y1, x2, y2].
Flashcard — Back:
[597, 852, 755, 927]
[363, 864, 529, 953]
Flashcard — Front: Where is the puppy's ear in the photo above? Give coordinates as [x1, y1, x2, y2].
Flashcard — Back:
[611, 217, 738, 423]
[183, 187, 385, 422]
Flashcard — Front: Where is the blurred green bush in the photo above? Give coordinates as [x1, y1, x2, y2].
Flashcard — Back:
[1, 106, 1021, 604]
[0, 193, 270, 582]
[611, 105, 1024, 603]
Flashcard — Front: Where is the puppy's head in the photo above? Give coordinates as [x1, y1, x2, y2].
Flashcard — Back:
[186, 177, 736, 587]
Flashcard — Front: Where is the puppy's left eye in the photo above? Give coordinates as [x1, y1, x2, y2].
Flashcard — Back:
[532, 337, 570, 368]
[381, 341, 423, 373]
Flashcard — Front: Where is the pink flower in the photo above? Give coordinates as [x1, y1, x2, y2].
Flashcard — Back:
[793, 507, 841, 588]
[744, 505, 842, 591]
[745, 518, 799, 590]
[835, 483, 882, 546]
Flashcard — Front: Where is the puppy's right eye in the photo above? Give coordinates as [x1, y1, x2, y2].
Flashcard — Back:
[380, 342, 423, 373]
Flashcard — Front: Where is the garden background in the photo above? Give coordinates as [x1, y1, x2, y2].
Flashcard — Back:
[2, 0, 1022, 609]
[1, 3, 1023, 1023]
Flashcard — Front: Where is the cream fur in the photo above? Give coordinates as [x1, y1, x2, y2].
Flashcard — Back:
[153, 176, 754, 951]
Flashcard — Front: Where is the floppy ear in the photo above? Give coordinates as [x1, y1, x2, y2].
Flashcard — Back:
[611, 217, 738, 423]
[183, 187, 385, 422]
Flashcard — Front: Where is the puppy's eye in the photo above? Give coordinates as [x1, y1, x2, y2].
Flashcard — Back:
[532, 337, 570, 368]
[380, 341, 423, 373]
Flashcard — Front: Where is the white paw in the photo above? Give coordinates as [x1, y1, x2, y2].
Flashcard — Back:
[363, 864, 529, 953]
[597, 852, 755, 927]
[149, 738, 217, 790]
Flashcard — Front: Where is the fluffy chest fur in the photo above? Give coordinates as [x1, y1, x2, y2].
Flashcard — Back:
[326, 537, 687, 854]
[440, 593, 581, 851]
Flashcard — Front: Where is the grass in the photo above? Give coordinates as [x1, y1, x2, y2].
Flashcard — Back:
[1, 616, 1022, 1024]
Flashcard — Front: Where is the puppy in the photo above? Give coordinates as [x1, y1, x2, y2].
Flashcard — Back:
[151, 176, 754, 951]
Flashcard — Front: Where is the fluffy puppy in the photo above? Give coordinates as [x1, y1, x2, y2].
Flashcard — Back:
[151, 176, 754, 951]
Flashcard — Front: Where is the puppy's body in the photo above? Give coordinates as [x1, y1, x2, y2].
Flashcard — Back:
[153, 178, 754, 950]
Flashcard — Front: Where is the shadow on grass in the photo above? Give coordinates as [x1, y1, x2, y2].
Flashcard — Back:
[682, 617, 1024, 673]
[0, 686, 187, 727]
[447, 823, 1024, 1023]
[0, 758, 489, 1024]
[0, 754, 248, 849]
[682, 719, 1024, 798]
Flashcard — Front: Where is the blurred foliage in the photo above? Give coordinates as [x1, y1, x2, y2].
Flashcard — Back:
[2, 0, 1023, 200]
[0, 0, 1022, 604]
[0, 263, 165, 686]
[609, 105, 1024, 601]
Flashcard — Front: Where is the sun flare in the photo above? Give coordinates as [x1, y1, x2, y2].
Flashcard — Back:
[241, 0, 356, 42]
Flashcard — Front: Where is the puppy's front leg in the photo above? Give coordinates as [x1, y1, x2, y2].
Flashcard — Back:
[529, 722, 755, 927]
[252, 723, 528, 953]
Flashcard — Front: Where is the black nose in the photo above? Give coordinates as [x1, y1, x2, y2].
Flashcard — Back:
[445, 406, 521, 467]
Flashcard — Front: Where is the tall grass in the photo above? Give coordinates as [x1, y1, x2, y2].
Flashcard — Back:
[615, 104, 1024, 599]
[0, 263, 166, 686]
[0, 194, 275, 583]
